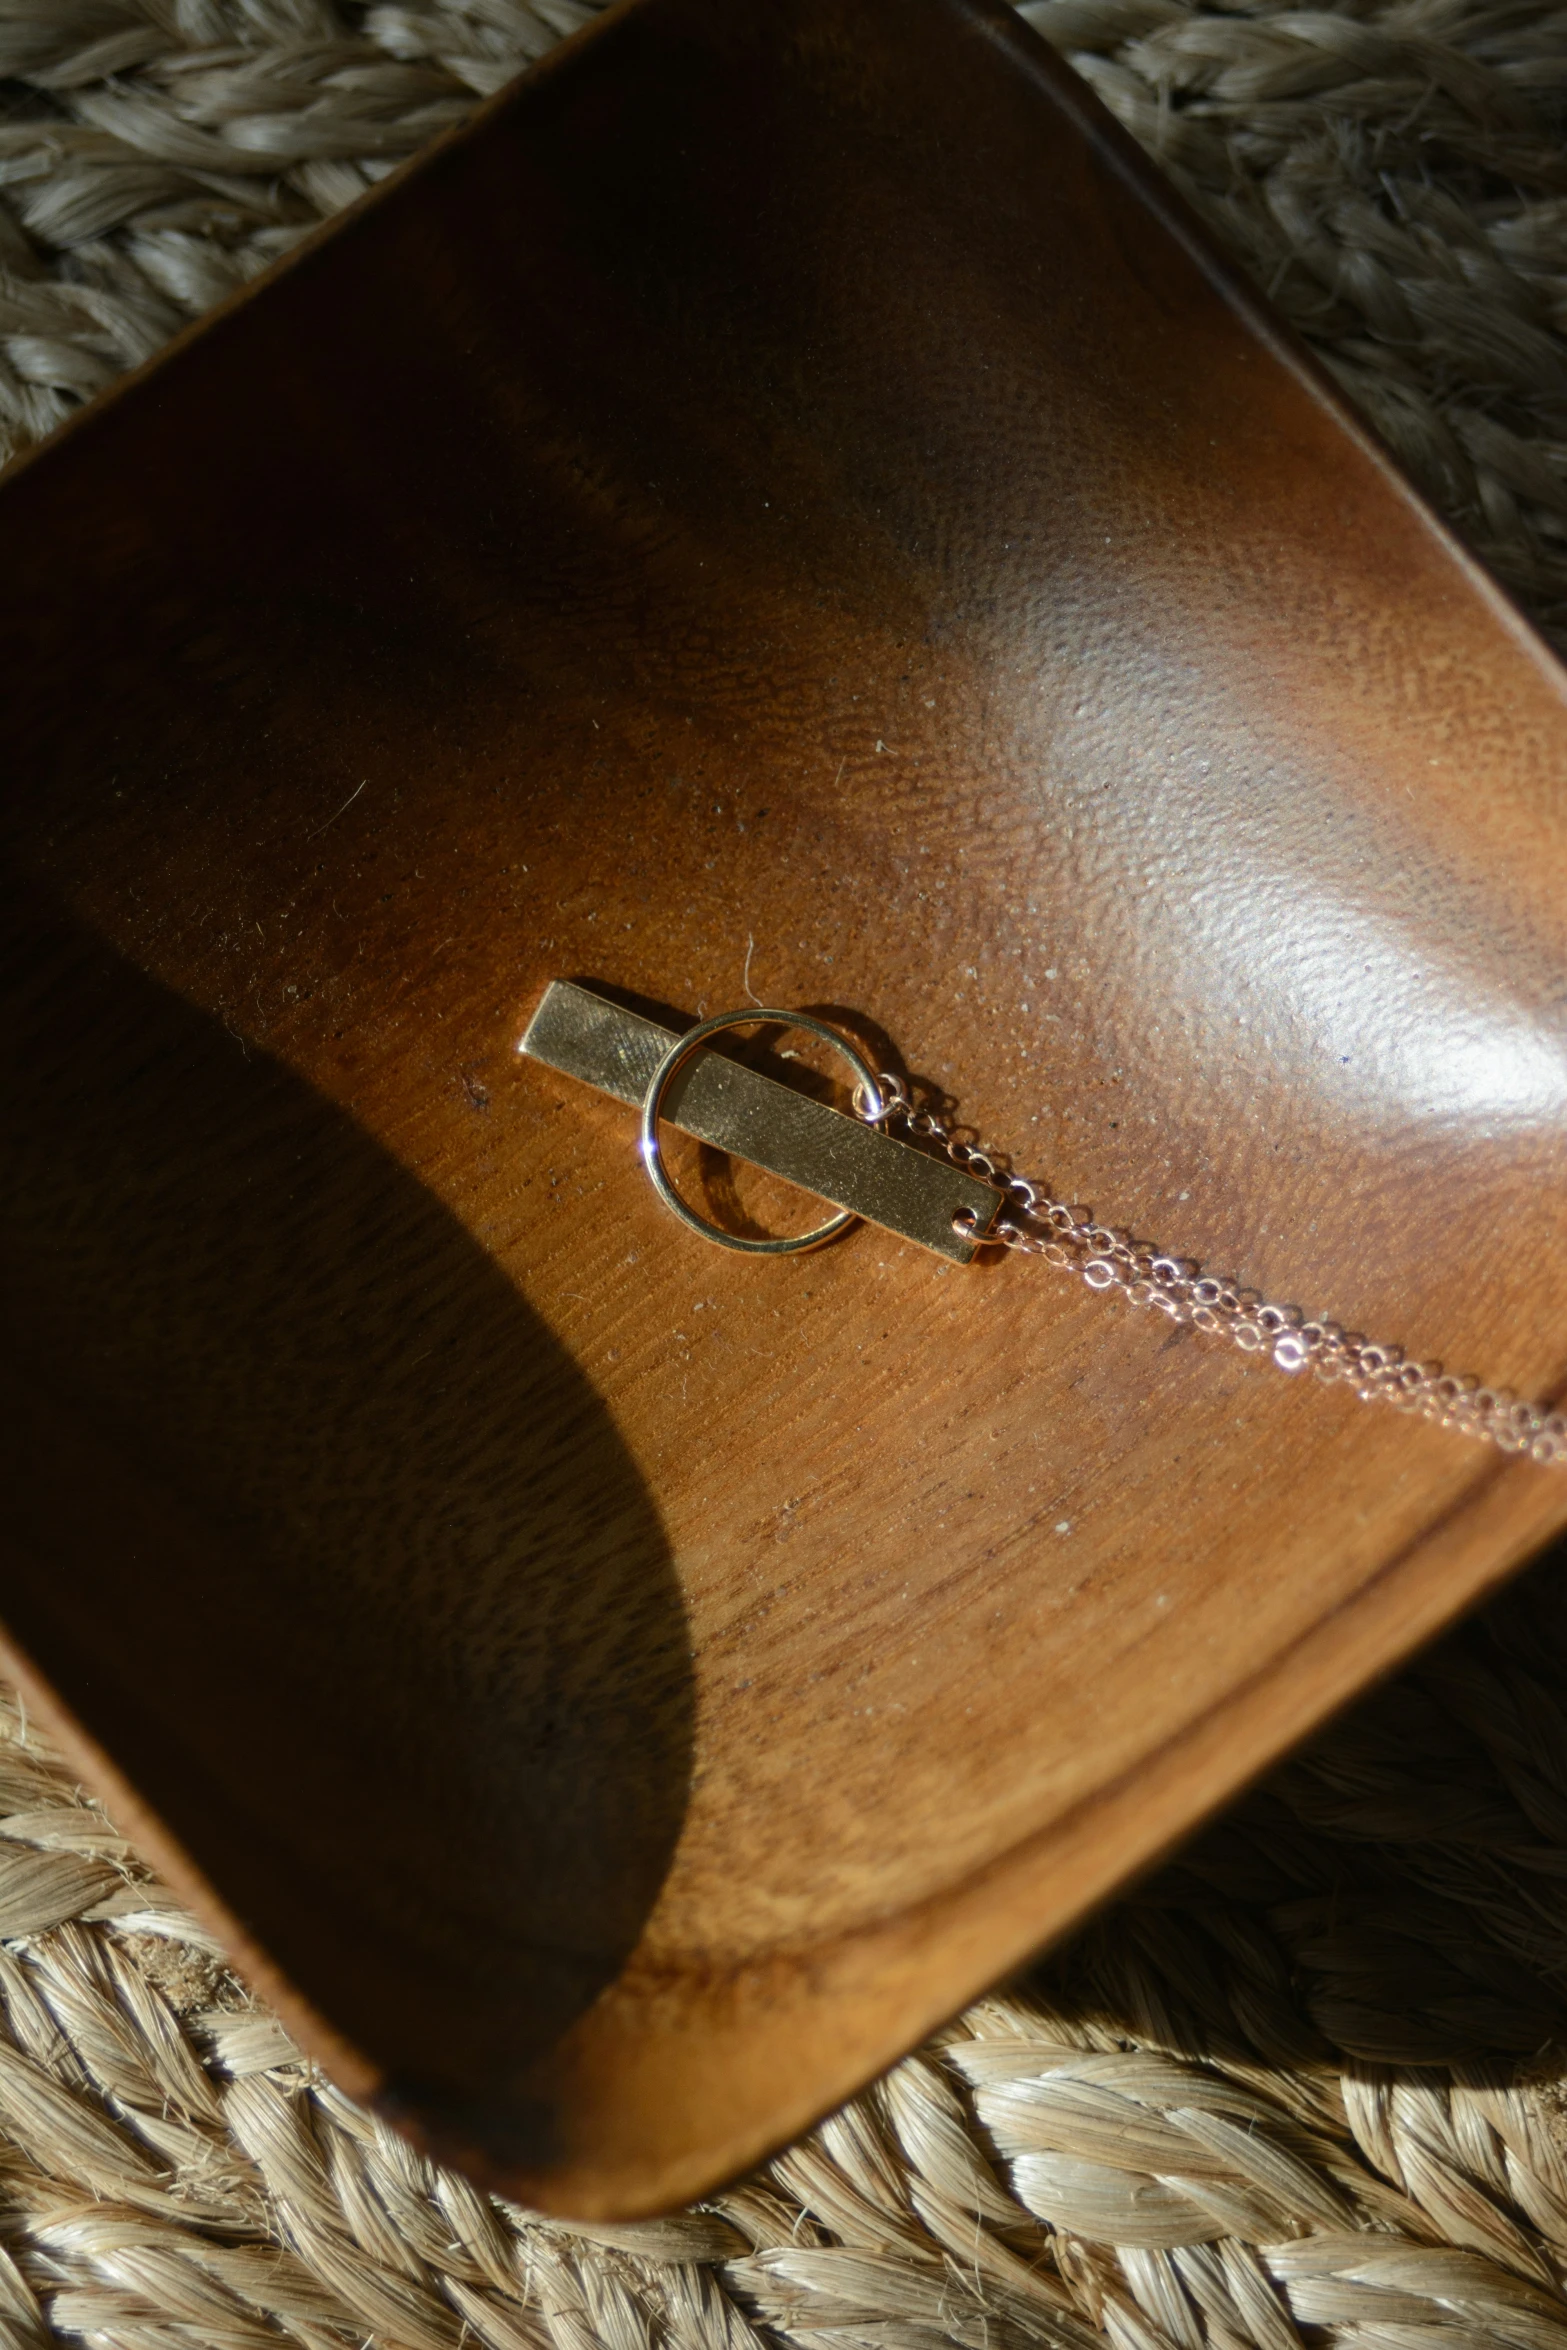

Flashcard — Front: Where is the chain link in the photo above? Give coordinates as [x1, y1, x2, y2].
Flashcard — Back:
[864, 1076, 1566, 1470]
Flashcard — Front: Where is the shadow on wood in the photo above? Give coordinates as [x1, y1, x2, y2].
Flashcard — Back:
[0, 876, 691, 2179]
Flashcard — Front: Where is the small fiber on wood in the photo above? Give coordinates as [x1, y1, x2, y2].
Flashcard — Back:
[3, 0, 1567, 2340]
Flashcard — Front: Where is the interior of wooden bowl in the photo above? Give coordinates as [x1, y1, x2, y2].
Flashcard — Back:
[2, 0, 1566, 2220]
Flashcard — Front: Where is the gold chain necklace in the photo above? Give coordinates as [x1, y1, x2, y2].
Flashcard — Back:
[521, 982, 1565, 1472]
[868, 1070, 1565, 1468]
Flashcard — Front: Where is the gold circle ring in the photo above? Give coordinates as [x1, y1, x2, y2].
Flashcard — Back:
[639, 1007, 885, 1255]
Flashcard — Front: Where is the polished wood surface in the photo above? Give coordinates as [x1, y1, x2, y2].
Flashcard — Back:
[1, 0, 1566, 2219]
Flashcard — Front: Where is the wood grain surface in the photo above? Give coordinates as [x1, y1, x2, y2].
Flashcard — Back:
[1, 0, 1565, 2219]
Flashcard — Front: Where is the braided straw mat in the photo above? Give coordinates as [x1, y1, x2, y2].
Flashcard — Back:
[5, 0, 1567, 2343]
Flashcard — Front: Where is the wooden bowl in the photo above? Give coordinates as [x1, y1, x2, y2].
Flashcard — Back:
[1, 0, 1565, 2222]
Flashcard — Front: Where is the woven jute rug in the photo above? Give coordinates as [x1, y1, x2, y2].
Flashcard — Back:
[5, 1, 1567, 2344]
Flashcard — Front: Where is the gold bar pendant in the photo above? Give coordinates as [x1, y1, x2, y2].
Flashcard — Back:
[518, 982, 1002, 1264]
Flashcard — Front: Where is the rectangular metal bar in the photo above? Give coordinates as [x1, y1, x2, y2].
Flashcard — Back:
[518, 981, 1000, 1264]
